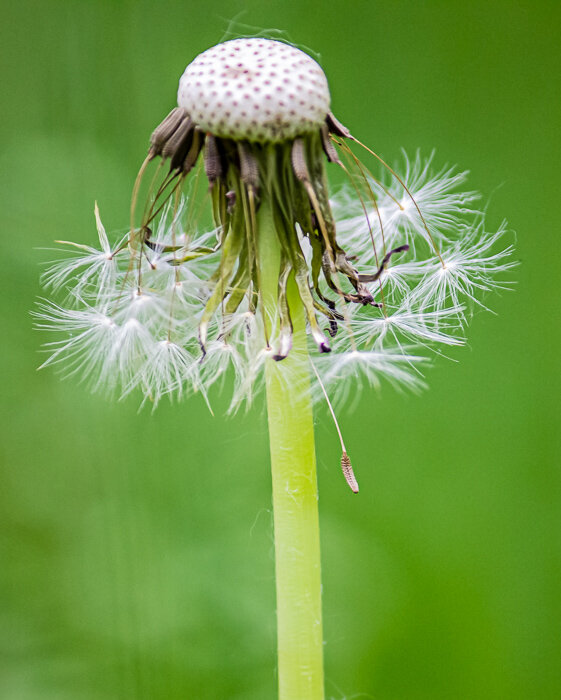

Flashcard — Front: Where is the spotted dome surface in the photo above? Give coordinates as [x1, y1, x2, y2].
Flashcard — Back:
[177, 38, 331, 143]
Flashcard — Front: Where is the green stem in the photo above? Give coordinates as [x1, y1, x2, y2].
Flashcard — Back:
[258, 200, 325, 700]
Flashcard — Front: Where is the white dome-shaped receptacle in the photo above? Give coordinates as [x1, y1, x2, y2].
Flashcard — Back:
[177, 38, 331, 143]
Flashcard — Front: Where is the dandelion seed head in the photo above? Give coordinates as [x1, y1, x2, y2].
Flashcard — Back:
[36, 39, 514, 410]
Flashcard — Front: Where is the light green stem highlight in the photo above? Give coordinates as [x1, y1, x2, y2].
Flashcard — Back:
[258, 200, 325, 700]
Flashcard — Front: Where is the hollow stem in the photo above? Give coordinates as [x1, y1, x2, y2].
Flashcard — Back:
[258, 199, 325, 700]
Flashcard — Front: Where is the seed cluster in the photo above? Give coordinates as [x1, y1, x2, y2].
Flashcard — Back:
[177, 38, 330, 142]
[37, 39, 513, 415]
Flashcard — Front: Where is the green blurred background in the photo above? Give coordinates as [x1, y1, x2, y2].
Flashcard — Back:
[1, 1, 559, 698]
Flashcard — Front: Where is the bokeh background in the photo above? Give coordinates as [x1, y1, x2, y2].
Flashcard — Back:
[1, 1, 560, 698]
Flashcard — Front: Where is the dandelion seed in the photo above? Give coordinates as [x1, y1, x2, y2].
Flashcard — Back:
[313, 350, 428, 408]
[311, 361, 358, 493]
[409, 221, 515, 313]
[42, 203, 122, 300]
[34, 300, 120, 391]
[346, 304, 466, 350]
[134, 340, 196, 407]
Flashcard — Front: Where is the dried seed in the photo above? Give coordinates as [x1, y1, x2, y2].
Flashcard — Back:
[341, 451, 359, 493]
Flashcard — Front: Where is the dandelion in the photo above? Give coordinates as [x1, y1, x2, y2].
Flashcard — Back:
[36, 37, 513, 700]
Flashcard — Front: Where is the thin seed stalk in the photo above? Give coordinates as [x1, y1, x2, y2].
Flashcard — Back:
[258, 199, 325, 700]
